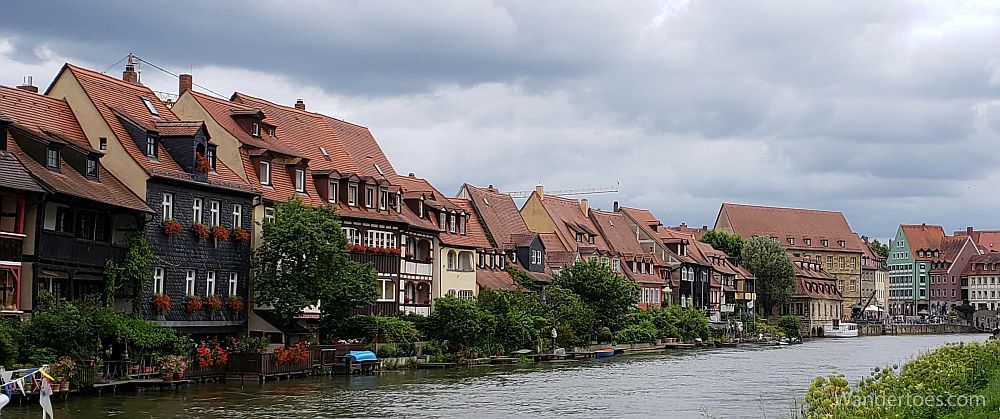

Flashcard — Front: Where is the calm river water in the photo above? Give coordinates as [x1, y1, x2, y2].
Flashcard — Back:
[1, 334, 988, 419]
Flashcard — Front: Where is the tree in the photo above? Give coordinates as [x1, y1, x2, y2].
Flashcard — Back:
[535, 285, 596, 348]
[777, 315, 801, 342]
[700, 230, 746, 264]
[552, 258, 639, 331]
[477, 290, 543, 352]
[253, 197, 378, 324]
[741, 236, 796, 318]
[425, 296, 495, 352]
[870, 239, 889, 259]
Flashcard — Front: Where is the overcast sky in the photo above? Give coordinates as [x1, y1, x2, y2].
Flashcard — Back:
[3, 0, 999, 239]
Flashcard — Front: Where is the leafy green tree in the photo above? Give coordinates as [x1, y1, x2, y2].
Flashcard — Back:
[477, 290, 543, 352]
[321, 315, 419, 344]
[253, 197, 378, 324]
[777, 315, 801, 342]
[553, 259, 639, 331]
[536, 285, 596, 347]
[426, 296, 495, 352]
[700, 230, 746, 264]
[741, 236, 796, 317]
[870, 238, 889, 259]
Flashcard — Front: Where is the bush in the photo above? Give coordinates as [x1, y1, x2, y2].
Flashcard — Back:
[323, 315, 419, 344]
[0, 319, 20, 366]
[777, 315, 801, 341]
[614, 320, 658, 345]
[426, 296, 495, 352]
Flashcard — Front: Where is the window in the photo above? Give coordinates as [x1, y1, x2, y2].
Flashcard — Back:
[295, 169, 305, 192]
[838, 240, 845, 248]
[365, 187, 374, 208]
[365, 230, 397, 249]
[228, 273, 238, 296]
[378, 277, 395, 302]
[161, 193, 174, 220]
[76, 211, 110, 241]
[342, 227, 362, 245]
[418, 201, 424, 218]
[827, 256, 833, 270]
[839, 256, 846, 270]
[821, 239, 828, 247]
[259, 161, 271, 185]
[348, 185, 358, 206]
[146, 135, 157, 158]
[206, 271, 216, 296]
[99, 138, 107, 151]
[232, 204, 243, 229]
[788, 238, 795, 245]
[86, 158, 98, 179]
[576, 233, 584, 243]
[459, 216, 467, 235]
[152, 267, 165, 294]
[141, 97, 159, 116]
[185, 270, 196, 295]
[264, 207, 275, 223]
[449, 214, 456, 233]
[52, 206, 72, 233]
[251, 122, 260, 137]
[209, 200, 220, 227]
[329, 182, 339, 203]
[447, 251, 457, 270]
[588, 235, 595, 244]
[379, 190, 387, 210]
[192, 198, 203, 224]
[439, 212, 446, 231]
[457, 290, 474, 300]
[804, 238, 811, 246]
[266, 126, 275, 137]
[46, 148, 59, 169]
[206, 146, 217, 170]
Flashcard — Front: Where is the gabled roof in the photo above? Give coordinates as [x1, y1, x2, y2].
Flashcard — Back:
[717, 203, 861, 253]
[899, 224, 946, 259]
[232, 92, 397, 180]
[56, 64, 250, 192]
[476, 268, 519, 291]
[463, 184, 532, 249]
[954, 229, 1000, 254]
[0, 149, 44, 193]
[590, 210, 643, 255]
[535, 196, 610, 253]
[0, 85, 149, 212]
[447, 198, 492, 249]
[187, 91, 304, 158]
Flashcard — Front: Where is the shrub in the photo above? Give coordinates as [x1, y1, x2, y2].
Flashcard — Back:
[323, 315, 419, 344]
[614, 320, 658, 345]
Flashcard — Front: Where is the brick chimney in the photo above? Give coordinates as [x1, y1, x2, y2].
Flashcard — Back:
[613, 201, 619, 212]
[16, 76, 37, 93]
[580, 198, 589, 215]
[294, 99, 306, 110]
[123, 53, 139, 84]
[967, 226, 974, 235]
[179, 74, 193, 95]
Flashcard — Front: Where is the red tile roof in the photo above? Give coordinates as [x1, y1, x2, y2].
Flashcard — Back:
[447, 198, 492, 249]
[535, 196, 610, 254]
[792, 260, 842, 300]
[476, 268, 518, 291]
[963, 252, 1000, 275]
[463, 184, 532, 249]
[954, 229, 1000, 254]
[0, 148, 44, 193]
[718, 203, 861, 253]
[0, 85, 90, 151]
[188, 92, 304, 158]
[57, 64, 251, 193]
[899, 224, 946, 260]
[538, 232, 567, 252]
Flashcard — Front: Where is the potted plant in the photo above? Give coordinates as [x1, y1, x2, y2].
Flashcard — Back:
[205, 295, 223, 311]
[211, 225, 229, 241]
[185, 296, 203, 314]
[195, 152, 211, 173]
[212, 344, 228, 366]
[227, 296, 245, 313]
[162, 219, 183, 236]
[196, 345, 214, 368]
[49, 356, 76, 393]
[158, 355, 187, 381]
[152, 294, 171, 313]
[191, 223, 211, 240]
[231, 228, 250, 244]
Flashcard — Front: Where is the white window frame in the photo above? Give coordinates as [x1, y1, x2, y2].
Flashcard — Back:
[251, 122, 260, 137]
[153, 267, 165, 294]
[142, 97, 159, 116]
[329, 182, 338, 203]
[192, 198, 203, 224]
[365, 187, 374, 208]
[449, 214, 456, 233]
[343, 227, 362, 246]
[162, 193, 174, 220]
[263, 206, 275, 223]
[232, 204, 243, 229]
[259, 161, 271, 186]
[459, 216, 466, 235]
[228, 273, 238, 296]
[365, 230, 397, 249]
[146, 135, 157, 158]
[379, 190, 387, 210]
[206, 271, 216, 296]
[185, 270, 196, 296]
[439, 212, 446, 231]
[378, 276, 395, 302]
[46, 148, 59, 168]
[348, 185, 358, 206]
[295, 169, 305, 193]
[209, 200, 220, 227]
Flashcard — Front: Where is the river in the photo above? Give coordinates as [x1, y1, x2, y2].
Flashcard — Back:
[0, 334, 988, 419]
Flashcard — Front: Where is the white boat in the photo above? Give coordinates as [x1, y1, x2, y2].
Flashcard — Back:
[823, 322, 859, 338]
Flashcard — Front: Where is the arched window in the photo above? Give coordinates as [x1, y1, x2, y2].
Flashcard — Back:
[447, 250, 457, 270]
[460, 252, 474, 271]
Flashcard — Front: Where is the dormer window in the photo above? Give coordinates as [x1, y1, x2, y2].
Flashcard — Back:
[418, 201, 425, 218]
[251, 122, 260, 137]
[348, 185, 358, 206]
[46, 147, 59, 169]
[804, 238, 811, 246]
[145, 135, 158, 158]
[838, 240, 845, 248]
[379, 190, 387, 210]
[259, 161, 271, 185]
[449, 214, 456, 233]
[438, 212, 446, 231]
[576, 233, 584, 243]
[328, 181, 338, 203]
[588, 235, 595, 244]
[365, 187, 374, 208]
[266, 126, 275, 137]
[86, 157, 99, 179]
[141, 97, 159, 117]
[460, 216, 467, 235]
[294, 169, 305, 193]
[788, 238, 795, 245]
[821, 239, 829, 247]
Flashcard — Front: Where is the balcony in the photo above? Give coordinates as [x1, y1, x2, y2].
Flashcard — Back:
[402, 260, 432, 276]
[400, 304, 431, 317]
[721, 303, 736, 313]
[36, 232, 124, 267]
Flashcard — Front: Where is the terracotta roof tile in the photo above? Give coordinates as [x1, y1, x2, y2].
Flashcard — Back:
[899, 224, 946, 259]
[535, 196, 610, 253]
[477, 268, 518, 291]
[0, 148, 44, 193]
[0, 86, 91, 151]
[719, 203, 861, 252]
[464, 184, 532, 248]
[188, 92, 304, 158]
[450, 198, 493, 249]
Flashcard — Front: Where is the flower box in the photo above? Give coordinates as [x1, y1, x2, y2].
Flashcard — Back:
[191, 224, 211, 240]
[162, 219, 183, 236]
[231, 228, 250, 244]
[227, 296, 245, 312]
[205, 295, 223, 311]
[152, 294, 171, 312]
[211, 226, 229, 241]
[195, 153, 211, 173]
[185, 296, 203, 313]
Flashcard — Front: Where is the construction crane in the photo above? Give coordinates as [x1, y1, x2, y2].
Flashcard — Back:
[503, 181, 620, 199]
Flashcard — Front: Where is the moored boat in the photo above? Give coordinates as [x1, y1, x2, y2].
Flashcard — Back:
[823, 322, 859, 338]
[594, 348, 615, 358]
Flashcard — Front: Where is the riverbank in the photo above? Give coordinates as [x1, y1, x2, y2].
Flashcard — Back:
[0, 334, 986, 419]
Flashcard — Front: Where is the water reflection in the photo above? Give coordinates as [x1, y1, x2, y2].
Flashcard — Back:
[1, 334, 986, 419]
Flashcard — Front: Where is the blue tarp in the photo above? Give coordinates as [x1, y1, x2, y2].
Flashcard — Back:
[346, 351, 377, 362]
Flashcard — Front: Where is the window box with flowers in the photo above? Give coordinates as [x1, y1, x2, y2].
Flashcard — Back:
[191, 223, 211, 240]
[231, 228, 250, 244]
[162, 219, 183, 236]
[152, 294, 171, 313]
[227, 296, 245, 314]
[211, 226, 229, 241]
[185, 295, 203, 315]
[205, 295, 224, 311]
[195, 152, 211, 173]
[345, 245, 402, 256]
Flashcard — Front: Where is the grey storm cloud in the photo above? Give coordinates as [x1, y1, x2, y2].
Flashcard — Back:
[1, 0, 999, 239]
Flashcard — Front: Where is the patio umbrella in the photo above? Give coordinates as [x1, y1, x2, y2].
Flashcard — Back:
[864, 305, 883, 312]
